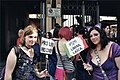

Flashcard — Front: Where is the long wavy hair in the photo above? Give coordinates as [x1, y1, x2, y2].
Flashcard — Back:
[88, 27, 110, 50]
[20, 24, 38, 46]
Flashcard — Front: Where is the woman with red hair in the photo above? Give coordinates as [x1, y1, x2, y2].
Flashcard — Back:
[53, 26, 75, 80]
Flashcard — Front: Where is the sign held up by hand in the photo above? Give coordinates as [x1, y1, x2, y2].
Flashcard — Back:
[64, 35, 88, 58]
[40, 37, 55, 54]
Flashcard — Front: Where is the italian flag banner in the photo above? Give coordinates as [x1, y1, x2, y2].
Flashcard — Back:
[64, 35, 88, 58]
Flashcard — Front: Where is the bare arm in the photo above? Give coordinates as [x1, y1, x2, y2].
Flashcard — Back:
[115, 57, 120, 80]
[4, 48, 17, 80]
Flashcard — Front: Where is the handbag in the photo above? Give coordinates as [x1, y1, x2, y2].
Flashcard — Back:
[56, 41, 75, 80]
[94, 49, 109, 80]
[65, 70, 75, 80]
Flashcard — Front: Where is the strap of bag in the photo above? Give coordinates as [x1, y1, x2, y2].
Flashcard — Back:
[57, 42, 76, 80]
[57, 41, 73, 80]
[56, 41, 66, 71]
[94, 49, 109, 80]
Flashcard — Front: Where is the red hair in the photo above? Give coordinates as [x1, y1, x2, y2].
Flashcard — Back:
[58, 26, 72, 40]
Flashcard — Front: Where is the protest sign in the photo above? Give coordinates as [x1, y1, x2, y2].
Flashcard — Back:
[64, 35, 88, 58]
[40, 37, 55, 54]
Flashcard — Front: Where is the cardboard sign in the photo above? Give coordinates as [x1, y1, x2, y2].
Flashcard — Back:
[64, 35, 88, 58]
[40, 37, 55, 54]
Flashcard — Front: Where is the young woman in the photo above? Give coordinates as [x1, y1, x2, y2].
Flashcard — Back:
[54, 26, 75, 80]
[5, 24, 48, 80]
[48, 26, 61, 80]
[83, 27, 120, 80]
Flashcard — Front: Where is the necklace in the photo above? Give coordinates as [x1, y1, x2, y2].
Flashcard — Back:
[24, 45, 31, 49]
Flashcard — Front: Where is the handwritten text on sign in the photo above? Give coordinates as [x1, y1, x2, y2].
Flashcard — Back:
[40, 37, 55, 54]
[69, 39, 83, 54]
[65, 37, 85, 58]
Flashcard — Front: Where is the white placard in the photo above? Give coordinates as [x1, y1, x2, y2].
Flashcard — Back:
[40, 37, 55, 54]
[64, 35, 88, 58]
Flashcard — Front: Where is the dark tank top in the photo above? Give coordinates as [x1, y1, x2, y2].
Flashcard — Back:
[13, 48, 39, 80]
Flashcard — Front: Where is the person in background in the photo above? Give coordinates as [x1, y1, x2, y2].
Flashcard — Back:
[75, 26, 90, 80]
[52, 26, 61, 41]
[44, 31, 53, 80]
[54, 26, 75, 80]
[102, 25, 110, 38]
[45, 32, 52, 39]
[102, 25, 118, 43]
[16, 29, 24, 45]
[48, 26, 61, 80]
[50, 23, 61, 36]
[5, 24, 48, 80]
[83, 26, 120, 80]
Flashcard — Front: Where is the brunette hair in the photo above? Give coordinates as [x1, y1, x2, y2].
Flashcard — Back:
[53, 27, 60, 38]
[46, 32, 52, 39]
[88, 27, 109, 50]
[58, 26, 72, 40]
[20, 24, 38, 46]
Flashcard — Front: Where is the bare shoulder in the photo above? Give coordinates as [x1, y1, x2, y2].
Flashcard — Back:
[109, 41, 120, 48]
[7, 47, 17, 60]
[107, 41, 114, 48]
[109, 41, 114, 45]
[9, 47, 16, 54]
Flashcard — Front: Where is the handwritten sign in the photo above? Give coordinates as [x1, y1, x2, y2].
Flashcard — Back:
[40, 37, 55, 54]
[64, 35, 88, 58]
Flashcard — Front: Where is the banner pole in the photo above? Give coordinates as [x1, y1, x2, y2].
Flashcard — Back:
[78, 53, 91, 75]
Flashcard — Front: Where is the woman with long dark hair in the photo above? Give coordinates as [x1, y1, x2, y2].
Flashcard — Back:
[83, 27, 120, 80]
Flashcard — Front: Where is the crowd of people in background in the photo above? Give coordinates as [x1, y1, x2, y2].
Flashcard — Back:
[2, 22, 120, 80]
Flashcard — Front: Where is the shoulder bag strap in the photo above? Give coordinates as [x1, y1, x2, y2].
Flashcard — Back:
[57, 41, 71, 80]
[56, 41, 66, 71]
[94, 49, 109, 80]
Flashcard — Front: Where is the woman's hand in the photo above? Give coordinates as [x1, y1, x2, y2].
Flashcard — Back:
[83, 63, 93, 71]
[35, 69, 49, 78]
[39, 69, 49, 78]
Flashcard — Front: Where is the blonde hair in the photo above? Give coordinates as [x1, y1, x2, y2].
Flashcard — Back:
[20, 24, 38, 46]
[18, 29, 24, 38]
